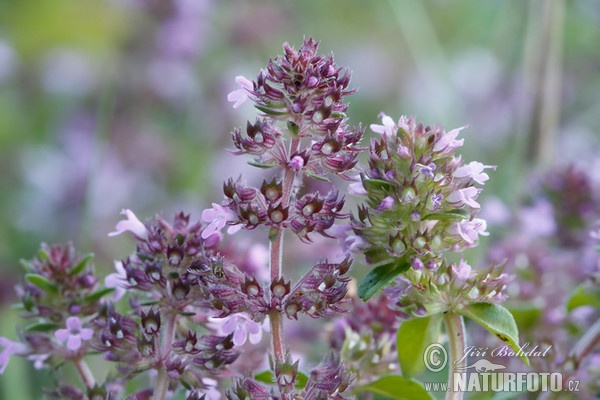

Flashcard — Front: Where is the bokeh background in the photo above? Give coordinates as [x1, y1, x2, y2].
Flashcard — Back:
[1, 0, 599, 398]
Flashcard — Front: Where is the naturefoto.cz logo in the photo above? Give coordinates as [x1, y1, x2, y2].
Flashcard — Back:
[422, 343, 581, 393]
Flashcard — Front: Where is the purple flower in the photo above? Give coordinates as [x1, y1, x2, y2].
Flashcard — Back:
[416, 162, 437, 178]
[447, 218, 489, 245]
[288, 155, 305, 172]
[104, 260, 128, 301]
[376, 195, 396, 211]
[108, 209, 148, 240]
[433, 126, 465, 154]
[210, 313, 263, 346]
[0, 337, 27, 374]
[451, 259, 475, 287]
[454, 161, 496, 185]
[370, 113, 397, 138]
[227, 75, 253, 109]
[446, 187, 481, 209]
[54, 317, 94, 351]
[201, 203, 241, 239]
[348, 181, 367, 196]
[27, 353, 50, 370]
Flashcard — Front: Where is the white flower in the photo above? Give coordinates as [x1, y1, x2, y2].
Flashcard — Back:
[454, 161, 496, 185]
[433, 126, 465, 154]
[104, 261, 128, 301]
[446, 187, 481, 209]
[108, 209, 148, 240]
[201, 203, 241, 239]
[447, 218, 489, 245]
[209, 313, 263, 346]
[227, 75, 253, 109]
[370, 113, 397, 138]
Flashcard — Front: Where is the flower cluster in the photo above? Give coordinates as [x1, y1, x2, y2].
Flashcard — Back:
[214, 38, 364, 245]
[330, 295, 400, 385]
[104, 211, 260, 393]
[216, 37, 363, 398]
[346, 114, 513, 319]
[1, 243, 109, 397]
[385, 259, 513, 318]
[352, 114, 493, 267]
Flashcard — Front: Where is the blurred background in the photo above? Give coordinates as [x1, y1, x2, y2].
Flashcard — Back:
[1, 0, 599, 398]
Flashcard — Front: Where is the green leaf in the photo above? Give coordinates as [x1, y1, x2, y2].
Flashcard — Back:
[247, 161, 276, 169]
[254, 105, 288, 116]
[357, 258, 410, 301]
[362, 178, 397, 191]
[458, 303, 529, 366]
[566, 285, 600, 311]
[254, 370, 274, 384]
[287, 121, 299, 136]
[253, 370, 308, 389]
[295, 372, 308, 389]
[422, 210, 469, 221]
[24, 322, 60, 332]
[397, 315, 443, 378]
[25, 273, 59, 294]
[69, 253, 94, 276]
[357, 376, 433, 399]
[83, 287, 115, 303]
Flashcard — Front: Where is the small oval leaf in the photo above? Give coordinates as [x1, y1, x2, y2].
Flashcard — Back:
[397, 315, 443, 378]
[25, 322, 60, 332]
[70, 253, 94, 276]
[247, 161, 277, 169]
[25, 273, 59, 294]
[83, 287, 115, 303]
[457, 303, 529, 366]
[422, 210, 469, 222]
[358, 259, 410, 301]
[362, 178, 397, 191]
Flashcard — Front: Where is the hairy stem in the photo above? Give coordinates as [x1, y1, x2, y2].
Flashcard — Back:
[567, 318, 600, 370]
[153, 312, 178, 400]
[73, 357, 96, 389]
[444, 313, 466, 400]
[269, 231, 286, 360]
[268, 135, 301, 400]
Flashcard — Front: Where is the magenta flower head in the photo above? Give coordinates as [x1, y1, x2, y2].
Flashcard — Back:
[54, 316, 94, 351]
[0, 337, 27, 374]
[108, 209, 148, 240]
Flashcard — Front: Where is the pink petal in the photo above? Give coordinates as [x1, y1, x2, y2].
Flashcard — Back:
[79, 328, 94, 341]
[54, 328, 70, 342]
[66, 316, 81, 330]
[66, 335, 82, 351]
[232, 325, 247, 346]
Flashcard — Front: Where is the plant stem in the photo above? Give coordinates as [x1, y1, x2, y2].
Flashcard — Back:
[74, 357, 96, 389]
[567, 318, 600, 370]
[269, 230, 286, 362]
[444, 313, 466, 400]
[268, 135, 300, 400]
[153, 312, 178, 400]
